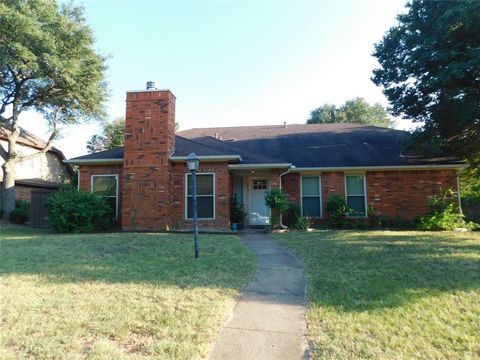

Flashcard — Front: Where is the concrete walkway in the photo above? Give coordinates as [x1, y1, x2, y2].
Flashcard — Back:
[211, 231, 307, 360]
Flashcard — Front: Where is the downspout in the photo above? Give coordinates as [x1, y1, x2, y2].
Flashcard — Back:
[279, 165, 295, 229]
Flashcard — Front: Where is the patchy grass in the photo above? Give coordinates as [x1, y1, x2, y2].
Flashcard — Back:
[274, 230, 480, 359]
[0, 226, 255, 359]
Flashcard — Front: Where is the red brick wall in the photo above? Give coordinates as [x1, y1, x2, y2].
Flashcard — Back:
[282, 173, 300, 203]
[281, 170, 458, 221]
[170, 162, 231, 230]
[79, 164, 123, 223]
[122, 90, 176, 230]
[367, 169, 458, 220]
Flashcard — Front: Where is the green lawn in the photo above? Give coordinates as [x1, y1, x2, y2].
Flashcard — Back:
[0, 226, 255, 360]
[274, 230, 480, 359]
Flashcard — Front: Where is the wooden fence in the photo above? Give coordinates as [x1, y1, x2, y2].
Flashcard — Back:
[30, 189, 55, 227]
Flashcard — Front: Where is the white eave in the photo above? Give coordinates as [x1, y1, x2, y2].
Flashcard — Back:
[292, 164, 465, 172]
[63, 158, 123, 165]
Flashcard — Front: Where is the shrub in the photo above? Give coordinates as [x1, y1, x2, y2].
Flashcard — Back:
[283, 202, 301, 228]
[418, 189, 479, 231]
[9, 200, 30, 224]
[326, 195, 349, 228]
[265, 189, 289, 229]
[294, 216, 311, 231]
[45, 186, 112, 233]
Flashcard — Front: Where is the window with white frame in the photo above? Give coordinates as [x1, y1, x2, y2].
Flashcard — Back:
[345, 175, 367, 217]
[301, 176, 322, 217]
[186, 173, 215, 219]
[91, 175, 118, 219]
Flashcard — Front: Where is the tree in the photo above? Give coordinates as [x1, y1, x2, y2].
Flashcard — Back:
[307, 98, 393, 127]
[372, 0, 480, 166]
[86, 117, 125, 153]
[0, 0, 108, 214]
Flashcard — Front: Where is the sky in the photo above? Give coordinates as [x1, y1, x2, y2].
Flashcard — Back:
[19, 0, 410, 159]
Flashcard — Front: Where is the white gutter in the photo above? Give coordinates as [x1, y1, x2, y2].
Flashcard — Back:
[228, 163, 291, 170]
[279, 165, 295, 229]
[64, 158, 123, 165]
[170, 155, 242, 162]
[292, 164, 465, 172]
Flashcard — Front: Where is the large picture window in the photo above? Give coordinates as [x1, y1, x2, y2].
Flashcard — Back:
[345, 175, 367, 217]
[301, 176, 322, 218]
[186, 173, 215, 219]
[91, 175, 118, 219]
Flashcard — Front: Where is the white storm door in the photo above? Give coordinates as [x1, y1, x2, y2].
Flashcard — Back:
[250, 179, 270, 225]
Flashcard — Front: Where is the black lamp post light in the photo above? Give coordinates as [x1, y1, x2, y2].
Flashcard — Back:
[186, 152, 200, 258]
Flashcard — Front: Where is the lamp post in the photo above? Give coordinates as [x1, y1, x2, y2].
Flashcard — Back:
[186, 153, 200, 258]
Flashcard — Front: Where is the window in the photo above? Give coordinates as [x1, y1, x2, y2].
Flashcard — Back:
[301, 176, 321, 217]
[345, 175, 367, 217]
[186, 173, 215, 219]
[91, 175, 118, 219]
[252, 179, 267, 190]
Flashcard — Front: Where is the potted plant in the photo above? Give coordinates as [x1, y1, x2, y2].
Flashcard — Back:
[231, 194, 246, 230]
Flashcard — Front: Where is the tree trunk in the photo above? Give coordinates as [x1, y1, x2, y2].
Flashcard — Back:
[1, 159, 16, 216]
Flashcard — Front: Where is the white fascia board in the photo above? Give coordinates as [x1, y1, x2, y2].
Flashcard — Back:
[63, 158, 123, 165]
[228, 163, 292, 169]
[292, 164, 465, 172]
[170, 155, 242, 162]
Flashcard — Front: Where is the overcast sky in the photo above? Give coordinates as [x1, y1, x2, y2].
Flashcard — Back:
[19, 0, 410, 158]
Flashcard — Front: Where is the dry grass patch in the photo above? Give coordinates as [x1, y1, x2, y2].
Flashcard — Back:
[0, 227, 255, 359]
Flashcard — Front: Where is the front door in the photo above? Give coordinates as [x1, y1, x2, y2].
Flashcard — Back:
[250, 179, 270, 225]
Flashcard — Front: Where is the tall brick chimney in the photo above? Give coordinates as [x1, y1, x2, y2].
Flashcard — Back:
[121, 83, 176, 230]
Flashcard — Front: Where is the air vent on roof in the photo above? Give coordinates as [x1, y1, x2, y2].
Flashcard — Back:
[146, 81, 157, 90]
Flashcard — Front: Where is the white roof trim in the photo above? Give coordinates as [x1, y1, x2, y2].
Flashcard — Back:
[228, 163, 292, 169]
[170, 155, 242, 162]
[292, 164, 465, 172]
[64, 158, 123, 165]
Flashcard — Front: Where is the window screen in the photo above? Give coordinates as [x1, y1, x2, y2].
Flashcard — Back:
[301, 176, 321, 217]
[186, 174, 214, 219]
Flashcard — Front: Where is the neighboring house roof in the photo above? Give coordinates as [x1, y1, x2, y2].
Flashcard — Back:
[0, 124, 75, 176]
[67, 124, 463, 169]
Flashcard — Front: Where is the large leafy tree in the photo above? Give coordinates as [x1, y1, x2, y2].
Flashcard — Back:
[0, 0, 108, 214]
[372, 0, 480, 168]
[86, 117, 125, 153]
[307, 98, 393, 127]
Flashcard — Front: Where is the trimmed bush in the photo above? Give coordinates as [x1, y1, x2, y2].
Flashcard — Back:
[9, 200, 30, 224]
[294, 216, 311, 231]
[283, 202, 301, 228]
[45, 186, 112, 233]
[265, 189, 289, 229]
[326, 195, 349, 228]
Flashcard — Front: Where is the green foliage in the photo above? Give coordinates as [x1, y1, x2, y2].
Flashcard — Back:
[294, 216, 311, 231]
[0, 0, 108, 124]
[307, 98, 393, 128]
[86, 117, 125, 153]
[326, 195, 349, 228]
[9, 200, 30, 224]
[45, 186, 112, 233]
[230, 194, 246, 225]
[461, 169, 480, 205]
[372, 0, 480, 162]
[265, 189, 288, 229]
[418, 189, 478, 231]
[264, 189, 289, 212]
[283, 202, 301, 228]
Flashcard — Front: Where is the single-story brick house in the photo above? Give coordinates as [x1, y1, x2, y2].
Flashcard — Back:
[66, 85, 463, 231]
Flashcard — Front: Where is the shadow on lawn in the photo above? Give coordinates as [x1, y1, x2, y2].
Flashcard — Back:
[286, 231, 480, 312]
[0, 229, 256, 290]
